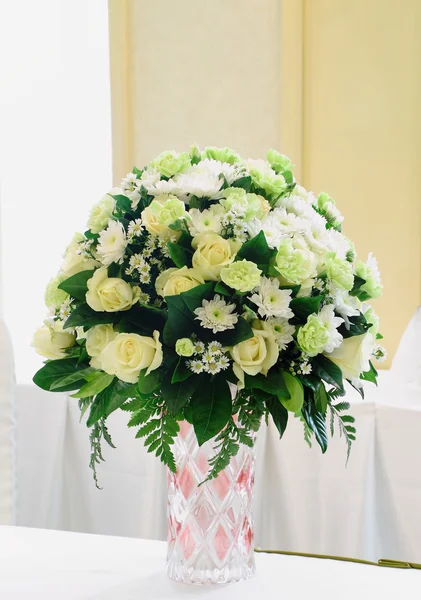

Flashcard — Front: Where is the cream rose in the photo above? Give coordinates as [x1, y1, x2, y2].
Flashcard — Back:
[155, 266, 204, 297]
[32, 320, 76, 359]
[192, 232, 240, 280]
[86, 267, 140, 312]
[325, 332, 375, 381]
[230, 325, 279, 388]
[61, 233, 100, 278]
[98, 331, 163, 383]
[141, 195, 182, 240]
[85, 324, 117, 369]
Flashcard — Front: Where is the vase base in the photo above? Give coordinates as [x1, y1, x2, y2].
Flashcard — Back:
[166, 560, 255, 585]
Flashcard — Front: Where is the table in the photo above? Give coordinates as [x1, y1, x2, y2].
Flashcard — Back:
[0, 526, 419, 599]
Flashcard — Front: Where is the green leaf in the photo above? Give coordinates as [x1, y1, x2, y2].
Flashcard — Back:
[302, 395, 328, 453]
[50, 366, 95, 391]
[86, 380, 136, 427]
[280, 372, 304, 412]
[340, 312, 370, 338]
[376, 333, 383, 340]
[214, 316, 254, 346]
[314, 381, 328, 414]
[235, 231, 276, 269]
[180, 282, 214, 312]
[349, 275, 366, 297]
[280, 284, 301, 297]
[299, 374, 321, 392]
[214, 281, 232, 296]
[162, 375, 200, 416]
[191, 377, 232, 445]
[189, 196, 207, 211]
[138, 369, 161, 394]
[244, 370, 290, 399]
[360, 361, 378, 385]
[111, 194, 132, 213]
[64, 304, 118, 329]
[171, 358, 193, 383]
[58, 270, 95, 301]
[266, 397, 288, 438]
[290, 296, 323, 321]
[312, 355, 344, 392]
[120, 304, 167, 335]
[163, 283, 214, 345]
[132, 166, 143, 177]
[71, 372, 115, 399]
[231, 175, 252, 192]
[33, 358, 88, 392]
[167, 242, 192, 268]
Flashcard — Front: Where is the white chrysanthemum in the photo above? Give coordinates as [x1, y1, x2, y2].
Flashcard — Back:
[176, 172, 223, 200]
[97, 220, 127, 266]
[267, 317, 295, 350]
[332, 289, 360, 329]
[188, 205, 224, 236]
[326, 230, 353, 260]
[318, 304, 344, 353]
[249, 277, 294, 319]
[147, 178, 183, 197]
[245, 217, 286, 249]
[194, 295, 238, 333]
[293, 184, 318, 205]
[366, 252, 381, 283]
[139, 167, 160, 192]
[278, 195, 326, 230]
[121, 172, 141, 207]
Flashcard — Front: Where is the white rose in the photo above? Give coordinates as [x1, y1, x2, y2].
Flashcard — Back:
[230, 325, 279, 388]
[155, 266, 204, 297]
[97, 220, 127, 266]
[85, 324, 117, 369]
[87, 193, 116, 234]
[192, 232, 240, 281]
[325, 332, 375, 381]
[98, 331, 163, 383]
[32, 320, 76, 359]
[86, 267, 140, 312]
[61, 233, 100, 278]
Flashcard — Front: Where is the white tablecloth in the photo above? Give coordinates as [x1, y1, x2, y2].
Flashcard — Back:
[0, 526, 419, 599]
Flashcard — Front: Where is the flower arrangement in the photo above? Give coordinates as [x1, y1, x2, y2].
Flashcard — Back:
[33, 146, 385, 484]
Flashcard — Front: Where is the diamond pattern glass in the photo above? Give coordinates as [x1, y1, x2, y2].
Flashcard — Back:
[166, 421, 256, 585]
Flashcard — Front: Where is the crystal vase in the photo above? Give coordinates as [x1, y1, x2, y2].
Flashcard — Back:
[166, 420, 256, 585]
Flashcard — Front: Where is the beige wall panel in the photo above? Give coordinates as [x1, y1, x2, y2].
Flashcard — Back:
[110, 0, 282, 175]
[303, 0, 421, 366]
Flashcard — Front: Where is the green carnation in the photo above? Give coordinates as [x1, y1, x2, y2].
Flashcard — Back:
[202, 146, 241, 165]
[317, 192, 343, 228]
[221, 187, 248, 211]
[45, 274, 70, 311]
[249, 165, 286, 199]
[175, 338, 195, 357]
[220, 260, 262, 293]
[151, 151, 191, 178]
[297, 314, 329, 357]
[87, 194, 115, 234]
[355, 258, 383, 299]
[149, 196, 187, 226]
[267, 149, 294, 174]
[364, 307, 380, 337]
[189, 144, 201, 164]
[325, 253, 354, 291]
[275, 238, 316, 284]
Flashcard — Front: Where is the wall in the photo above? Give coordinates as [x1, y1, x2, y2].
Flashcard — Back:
[108, 0, 421, 366]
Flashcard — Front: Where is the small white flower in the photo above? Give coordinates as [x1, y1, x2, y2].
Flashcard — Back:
[249, 277, 294, 319]
[127, 219, 144, 240]
[194, 341, 205, 354]
[218, 355, 231, 370]
[121, 172, 141, 208]
[97, 220, 127, 266]
[301, 363, 312, 375]
[59, 298, 72, 321]
[139, 273, 151, 284]
[208, 341, 222, 355]
[202, 351, 214, 363]
[204, 360, 222, 375]
[318, 304, 344, 353]
[194, 295, 239, 334]
[372, 345, 387, 362]
[267, 317, 295, 350]
[332, 289, 360, 329]
[189, 360, 204, 374]
[138, 291, 150, 304]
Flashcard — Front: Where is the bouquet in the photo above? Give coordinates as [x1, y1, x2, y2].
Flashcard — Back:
[33, 146, 385, 485]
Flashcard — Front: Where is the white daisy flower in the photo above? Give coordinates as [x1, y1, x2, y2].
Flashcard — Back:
[249, 277, 294, 319]
[208, 341, 222, 355]
[301, 363, 312, 375]
[194, 295, 239, 334]
[318, 304, 344, 353]
[204, 360, 222, 375]
[267, 317, 295, 350]
[97, 219, 127, 266]
[127, 219, 144, 240]
[218, 355, 231, 370]
[202, 351, 214, 363]
[194, 341, 205, 354]
[189, 360, 204, 374]
[121, 172, 141, 207]
[138, 292, 150, 304]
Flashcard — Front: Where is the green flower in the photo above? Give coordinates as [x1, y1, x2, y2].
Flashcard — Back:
[267, 149, 294, 174]
[297, 314, 329, 357]
[175, 338, 195, 357]
[220, 260, 262, 293]
[355, 255, 382, 299]
[324, 253, 354, 291]
[189, 144, 201, 164]
[249, 165, 286, 199]
[364, 307, 380, 337]
[275, 238, 317, 285]
[202, 146, 241, 165]
[44, 274, 70, 311]
[221, 187, 248, 210]
[317, 192, 343, 228]
[87, 194, 115, 234]
[221, 188, 270, 221]
[149, 195, 187, 226]
[151, 151, 191, 178]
